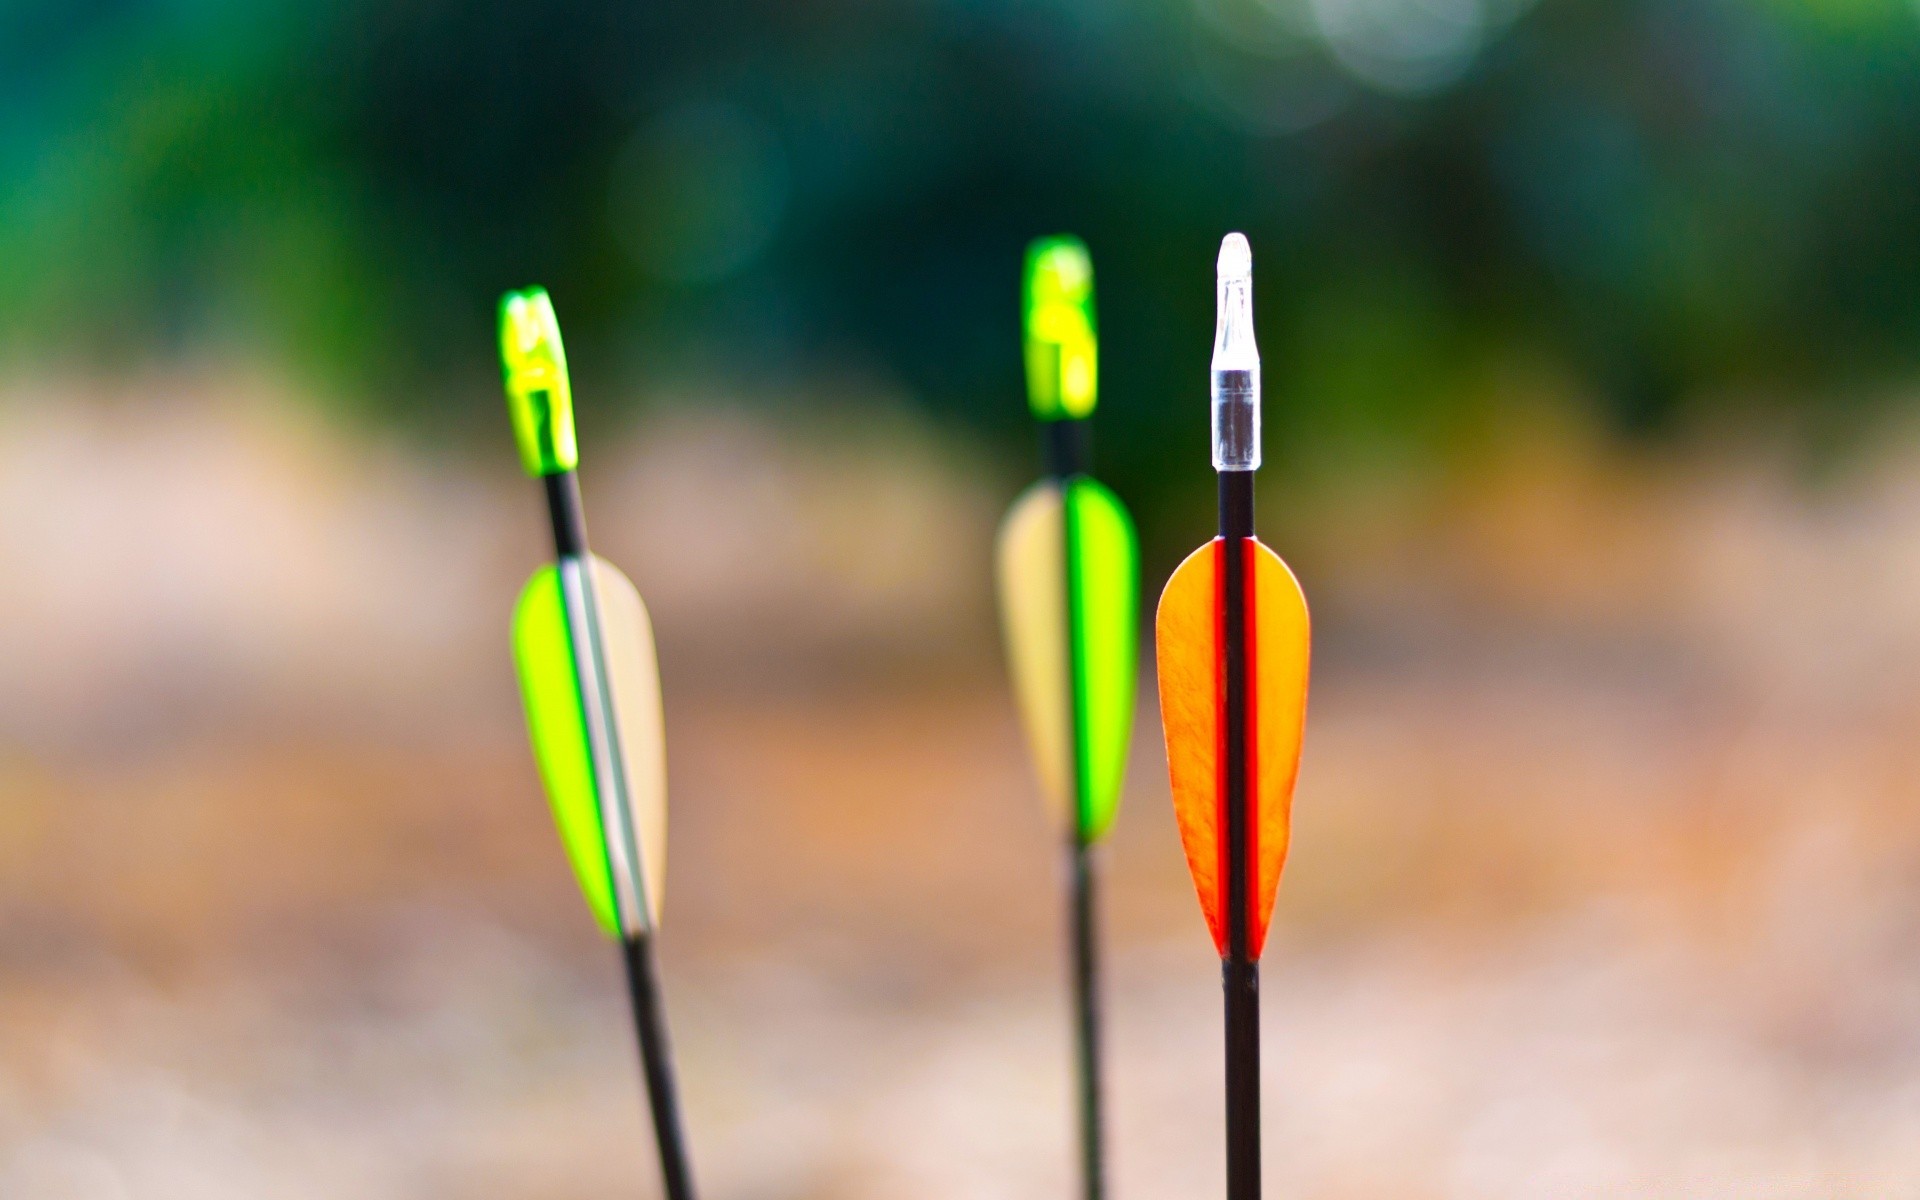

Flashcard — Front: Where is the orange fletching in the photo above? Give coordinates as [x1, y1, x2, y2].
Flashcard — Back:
[1154, 538, 1310, 957]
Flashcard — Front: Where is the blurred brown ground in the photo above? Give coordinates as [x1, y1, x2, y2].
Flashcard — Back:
[5, 376, 1920, 1197]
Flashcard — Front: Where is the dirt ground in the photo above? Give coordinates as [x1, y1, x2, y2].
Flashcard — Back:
[5, 382, 1920, 1197]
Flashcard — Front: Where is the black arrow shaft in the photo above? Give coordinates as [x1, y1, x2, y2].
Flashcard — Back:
[545, 470, 588, 558]
[623, 933, 698, 1200]
[1046, 417, 1107, 1200]
[1218, 468, 1259, 1200]
[1068, 837, 1106, 1200]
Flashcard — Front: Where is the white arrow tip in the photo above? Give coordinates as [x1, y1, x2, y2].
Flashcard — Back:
[1217, 232, 1251, 281]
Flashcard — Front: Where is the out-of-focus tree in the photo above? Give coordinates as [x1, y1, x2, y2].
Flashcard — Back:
[4, 0, 1920, 523]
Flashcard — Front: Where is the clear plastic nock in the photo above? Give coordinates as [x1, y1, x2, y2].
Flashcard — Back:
[1211, 233, 1259, 472]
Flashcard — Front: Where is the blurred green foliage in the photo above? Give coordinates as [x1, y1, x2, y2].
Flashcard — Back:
[5, 0, 1920, 518]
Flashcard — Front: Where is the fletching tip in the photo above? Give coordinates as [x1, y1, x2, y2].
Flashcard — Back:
[1023, 235, 1098, 422]
[499, 287, 579, 477]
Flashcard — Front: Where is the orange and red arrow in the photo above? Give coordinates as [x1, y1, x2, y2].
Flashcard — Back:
[1154, 234, 1310, 1200]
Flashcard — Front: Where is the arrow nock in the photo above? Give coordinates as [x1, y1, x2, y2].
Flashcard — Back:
[499, 287, 578, 476]
[1023, 236, 1098, 421]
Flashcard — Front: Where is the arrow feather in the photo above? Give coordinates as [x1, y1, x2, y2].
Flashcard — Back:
[1155, 536, 1309, 957]
[997, 479, 1138, 841]
[513, 555, 667, 937]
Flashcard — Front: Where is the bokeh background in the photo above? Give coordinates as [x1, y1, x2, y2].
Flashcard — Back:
[8, 0, 1920, 1195]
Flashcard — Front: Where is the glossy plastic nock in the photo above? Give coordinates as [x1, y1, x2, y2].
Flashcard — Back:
[499, 287, 578, 476]
[1023, 236, 1098, 421]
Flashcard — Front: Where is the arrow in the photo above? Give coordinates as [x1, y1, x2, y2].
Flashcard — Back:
[1153, 235, 1310, 1200]
[500, 288, 698, 1200]
[995, 235, 1139, 1200]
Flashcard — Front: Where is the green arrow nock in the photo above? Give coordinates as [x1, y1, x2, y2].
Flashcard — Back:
[1023, 236, 1098, 421]
[499, 287, 578, 476]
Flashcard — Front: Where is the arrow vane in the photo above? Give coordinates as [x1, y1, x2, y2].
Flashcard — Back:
[996, 236, 1139, 1200]
[501, 289, 697, 1200]
[1155, 235, 1310, 1200]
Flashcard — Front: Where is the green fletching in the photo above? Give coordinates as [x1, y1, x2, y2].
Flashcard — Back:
[1023, 236, 1097, 421]
[499, 288, 578, 476]
[1064, 477, 1138, 840]
[512, 565, 620, 937]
